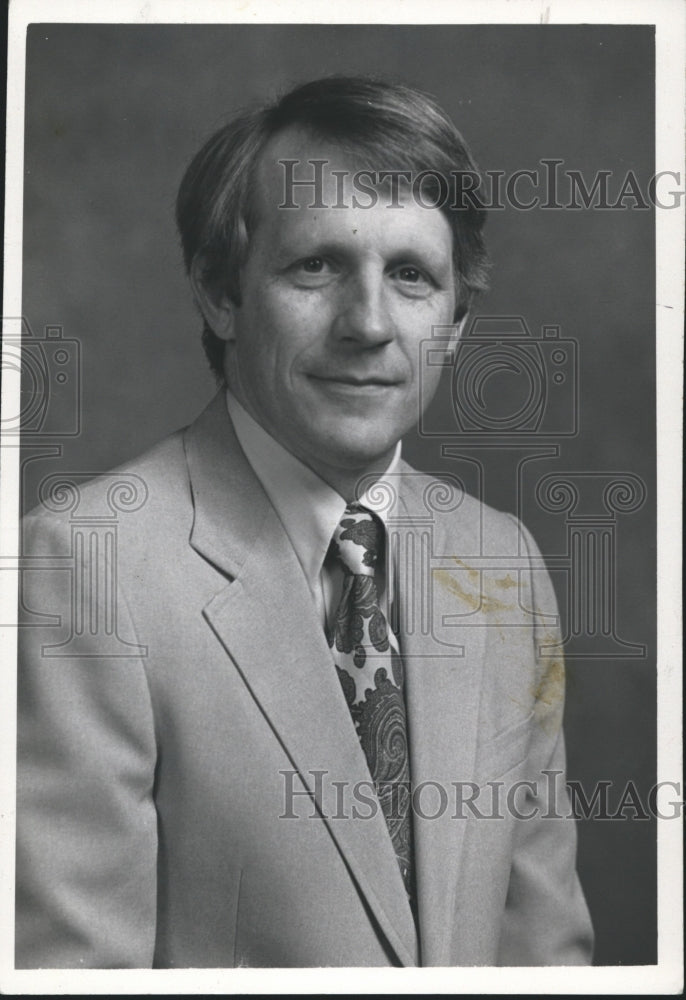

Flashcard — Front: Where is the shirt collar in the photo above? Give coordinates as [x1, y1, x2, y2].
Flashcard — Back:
[225, 390, 401, 596]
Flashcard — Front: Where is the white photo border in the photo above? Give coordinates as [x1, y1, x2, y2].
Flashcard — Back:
[1, 0, 683, 993]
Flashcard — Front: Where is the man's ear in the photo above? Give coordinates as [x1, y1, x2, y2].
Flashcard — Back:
[189, 256, 236, 343]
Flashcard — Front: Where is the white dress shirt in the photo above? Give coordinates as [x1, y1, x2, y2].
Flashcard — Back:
[226, 390, 400, 631]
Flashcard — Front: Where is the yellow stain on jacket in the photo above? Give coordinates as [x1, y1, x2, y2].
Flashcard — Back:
[434, 569, 511, 613]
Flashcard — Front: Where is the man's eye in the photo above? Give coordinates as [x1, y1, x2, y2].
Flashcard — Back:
[301, 257, 326, 273]
[392, 265, 434, 292]
[289, 257, 336, 284]
[397, 266, 423, 283]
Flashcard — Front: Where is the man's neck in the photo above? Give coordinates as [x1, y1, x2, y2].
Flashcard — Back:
[296, 454, 395, 504]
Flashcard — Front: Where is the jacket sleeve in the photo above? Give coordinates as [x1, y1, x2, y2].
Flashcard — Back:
[16, 511, 158, 968]
[496, 517, 594, 966]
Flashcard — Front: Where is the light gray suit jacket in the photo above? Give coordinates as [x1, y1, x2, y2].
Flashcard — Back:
[16, 391, 593, 967]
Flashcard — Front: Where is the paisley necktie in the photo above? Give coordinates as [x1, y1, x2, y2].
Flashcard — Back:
[326, 502, 415, 906]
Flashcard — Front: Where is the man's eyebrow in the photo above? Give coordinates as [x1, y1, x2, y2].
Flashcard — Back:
[273, 238, 347, 259]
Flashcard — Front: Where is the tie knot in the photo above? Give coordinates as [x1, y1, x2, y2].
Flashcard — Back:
[330, 503, 383, 577]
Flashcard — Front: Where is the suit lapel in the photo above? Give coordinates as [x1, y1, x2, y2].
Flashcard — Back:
[184, 394, 419, 966]
[393, 471, 487, 966]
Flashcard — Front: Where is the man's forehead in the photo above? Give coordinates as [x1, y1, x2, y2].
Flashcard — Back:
[252, 125, 454, 229]
[255, 126, 364, 212]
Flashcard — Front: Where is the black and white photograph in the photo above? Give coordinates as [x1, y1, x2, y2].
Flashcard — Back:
[0, 0, 682, 992]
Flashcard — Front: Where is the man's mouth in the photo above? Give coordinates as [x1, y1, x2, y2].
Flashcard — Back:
[307, 373, 403, 388]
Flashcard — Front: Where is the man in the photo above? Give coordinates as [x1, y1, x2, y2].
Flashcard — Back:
[16, 77, 593, 967]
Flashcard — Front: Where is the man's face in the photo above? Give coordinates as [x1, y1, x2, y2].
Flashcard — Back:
[222, 128, 457, 491]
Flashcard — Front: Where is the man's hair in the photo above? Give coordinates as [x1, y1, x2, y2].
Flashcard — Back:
[176, 76, 490, 378]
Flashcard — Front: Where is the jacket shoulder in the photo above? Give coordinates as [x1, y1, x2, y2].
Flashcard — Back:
[22, 428, 190, 552]
[397, 461, 527, 557]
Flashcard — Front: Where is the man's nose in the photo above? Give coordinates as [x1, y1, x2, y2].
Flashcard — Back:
[333, 269, 393, 347]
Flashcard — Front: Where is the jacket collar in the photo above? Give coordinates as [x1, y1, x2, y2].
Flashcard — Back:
[184, 390, 271, 579]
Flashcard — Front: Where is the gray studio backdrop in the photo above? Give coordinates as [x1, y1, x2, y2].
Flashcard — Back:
[20, 24, 656, 964]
